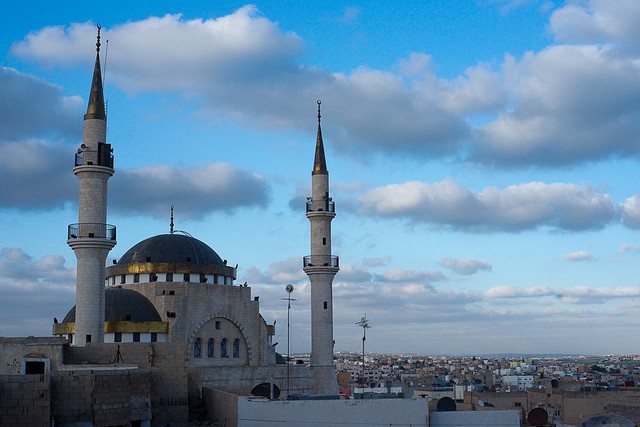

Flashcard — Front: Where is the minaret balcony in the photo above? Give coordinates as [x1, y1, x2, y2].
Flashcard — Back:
[306, 199, 335, 213]
[75, 143, 114, 168]
[303, 255, 339, 268]
[68, 223, 116, 240]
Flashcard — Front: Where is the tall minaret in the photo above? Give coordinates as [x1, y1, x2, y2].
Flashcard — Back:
[304, 101, 339, 395]
[67, 25, 116, 346]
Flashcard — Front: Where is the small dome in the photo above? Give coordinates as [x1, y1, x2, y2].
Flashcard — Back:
[62, 287, 161, 323]
[116, 233, 224, 266]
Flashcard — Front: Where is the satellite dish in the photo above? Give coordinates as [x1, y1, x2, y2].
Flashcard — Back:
[285, 284, 294, 293]
[436, 397, 456, 412]
[527, 408, 548, 427]
[477, 400, 485, 407]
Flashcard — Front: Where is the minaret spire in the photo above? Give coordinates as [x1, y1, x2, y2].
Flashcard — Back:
[66, 25, 116, 346]
[85, 24, 106, 120]
[304, 101, 339, 396]
[313, 100, 328, 175]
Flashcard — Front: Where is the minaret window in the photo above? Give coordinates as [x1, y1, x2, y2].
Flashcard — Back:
[183, 273, 190, 282]
[166, 273, 173, 282]
[324, 301, 328, 309]
[133, 274, 140, 283]
[323, 238, 326, 245]
[120, 275, 125, 284]
[133, 332, 140, 342]
[86, 335, 91, 343]
[114, 332, 122, 343]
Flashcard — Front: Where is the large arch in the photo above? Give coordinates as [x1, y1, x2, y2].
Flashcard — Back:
[188, 314, 252, 366]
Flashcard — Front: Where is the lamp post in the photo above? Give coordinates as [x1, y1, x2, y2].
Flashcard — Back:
[284, 284, 296, 398]
[356, 314, 370, 396]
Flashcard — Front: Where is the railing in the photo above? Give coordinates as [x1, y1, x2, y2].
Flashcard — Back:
[68, 223, 117, 240]
[75, 143, 114, 168]
[306, 199, 335, 213]
[303, 255, 339, 268]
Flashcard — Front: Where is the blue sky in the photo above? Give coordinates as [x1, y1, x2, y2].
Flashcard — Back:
[2, 0, 640, 355]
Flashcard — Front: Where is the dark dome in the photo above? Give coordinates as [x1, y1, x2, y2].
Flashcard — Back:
[62, 287, 161, 323]
[116, 233, 224, 266]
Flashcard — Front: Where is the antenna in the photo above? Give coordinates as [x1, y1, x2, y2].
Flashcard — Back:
[282, 284, 297, 399]
[103, 38, 109, 87]
[355, 314, 371, 393]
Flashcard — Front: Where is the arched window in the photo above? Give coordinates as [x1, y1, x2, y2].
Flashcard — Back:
[220, 338, 228, 358]
[233, 338, 240, 358]
[207, 338, 214, 358]
[194, 337, 202, 358]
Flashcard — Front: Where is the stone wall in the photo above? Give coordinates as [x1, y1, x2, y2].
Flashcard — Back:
[51, 368, 152, 426]
[65, 342, 189, 424]
[0, 337, 67, 375]
[0, 374, 50, 426]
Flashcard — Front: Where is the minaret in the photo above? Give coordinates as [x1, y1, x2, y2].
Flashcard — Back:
[304, 101, 339, 395]
[67, 25, 116, 346]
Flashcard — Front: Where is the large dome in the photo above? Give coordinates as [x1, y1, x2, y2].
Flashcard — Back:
[62, 287, 161, 323]
[116, 233, 224, 266]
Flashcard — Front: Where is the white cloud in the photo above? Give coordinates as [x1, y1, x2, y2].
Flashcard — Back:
[0, 248, 75, 336]
[565, 251, 593, 262]
[0, 140, 76, 210]
[486, 284, 640, 305]
[110, 163, 269, 219]
[550, 0, 640, 53]
[621, 194, 640, 229]
[0, 67, 82, 140]
[474, 44, 640, 166]
[486, 285, 554, 298]
[9, 4, 640, 170]
[440, 257, 492, 275]
[357, 180, 617, 232]
[620, 243, 639, 253]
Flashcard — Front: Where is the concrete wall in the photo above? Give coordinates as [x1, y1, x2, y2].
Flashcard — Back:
[430, 410, 520, 427]
[203, 387, 239, 427]
[235, 396, 428, 427]
[0, 374, 50, 426]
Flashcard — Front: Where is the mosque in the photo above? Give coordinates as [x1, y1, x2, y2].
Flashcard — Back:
[0, 27, 352, 426]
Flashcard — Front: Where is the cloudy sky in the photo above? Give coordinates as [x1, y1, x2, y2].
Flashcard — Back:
[2, 0, 640, 355]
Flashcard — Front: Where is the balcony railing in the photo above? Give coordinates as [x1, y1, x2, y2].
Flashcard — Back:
[306, 199, 335, 213]
[68, 223, 117, 240]
[303, 255, 339, 268]
[75, 143, 114, 168]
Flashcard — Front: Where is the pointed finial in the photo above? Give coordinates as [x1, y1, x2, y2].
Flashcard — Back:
[312, 100, 328, 175]
[96, 24, 101, 53]
[170, 205, 174, 234]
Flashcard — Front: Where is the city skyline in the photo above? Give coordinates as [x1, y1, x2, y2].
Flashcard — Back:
[1, 0, 640, 355]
